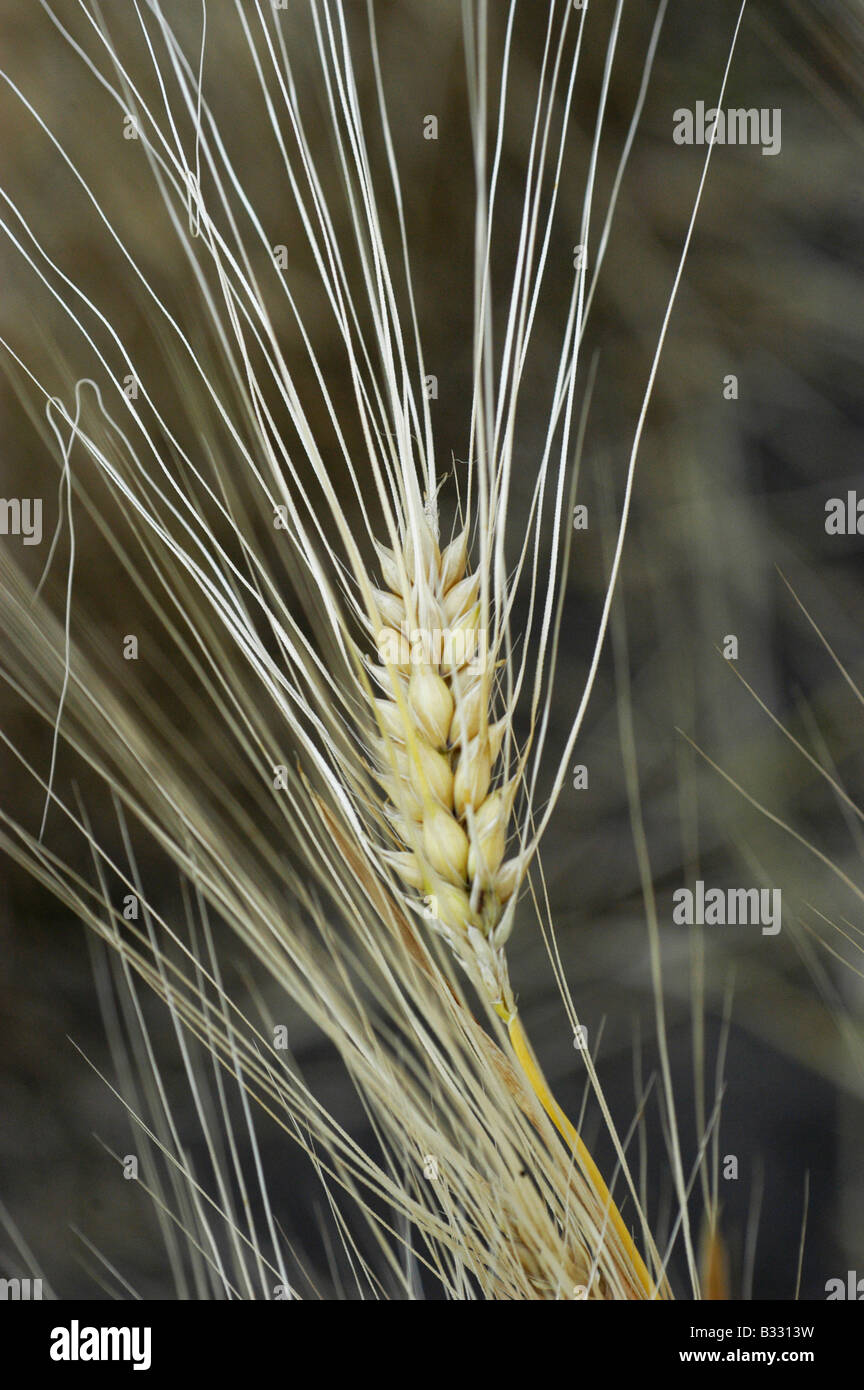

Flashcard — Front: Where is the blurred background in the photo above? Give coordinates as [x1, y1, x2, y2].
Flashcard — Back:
[0, 0, 862, 1298]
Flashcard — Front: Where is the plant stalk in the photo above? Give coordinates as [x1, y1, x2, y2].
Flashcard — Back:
[507, 1012, 657, 1299]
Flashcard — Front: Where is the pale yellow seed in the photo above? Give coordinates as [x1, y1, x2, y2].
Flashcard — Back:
[453, 737, 491, 816]
[408, 666, 454, 747]
[488, 718, 507, 763]
[491, 778, 518, 819]
[404, 520, 439, 583]
[416, 593, 445, 634]
[494, 857, 520, 902]
[423, 802, 469, 885]
[375, 541, 404, 596]
[443, 572, 480, 625]
[382, 850, 425, 890]
[440, 605, 482, 673]
[398, 739, 454, 809]
[448, 673, 485, 744]
[468, 818, 506, 885]
[374, 698, 409, 743]
[431, 880, 473, 933]
[467, 789, 508, 883]
[438, 529, 468, 593]
[381, 775, 423, 823]
[373, 588, 405, 631]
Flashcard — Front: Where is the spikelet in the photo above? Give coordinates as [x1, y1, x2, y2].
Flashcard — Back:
[370, 520, 520, 1015]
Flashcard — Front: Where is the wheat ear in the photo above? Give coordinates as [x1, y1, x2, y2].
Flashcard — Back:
[366, 514, 657, 1298]
[370, 519, 517, 1013]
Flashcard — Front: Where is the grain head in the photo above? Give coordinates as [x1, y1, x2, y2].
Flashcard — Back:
[366, 516, 520, 1017]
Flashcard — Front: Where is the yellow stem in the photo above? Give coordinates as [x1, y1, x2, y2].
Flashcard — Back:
[508, 1012, 656, 1299]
